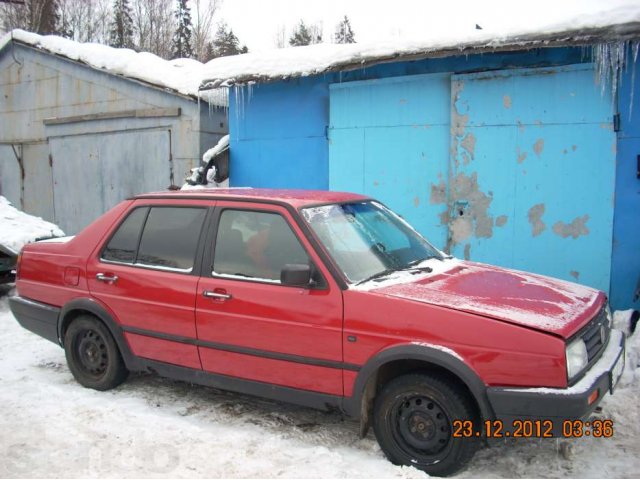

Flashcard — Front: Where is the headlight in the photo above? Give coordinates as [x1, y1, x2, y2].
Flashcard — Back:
[566, 338, 588, 380]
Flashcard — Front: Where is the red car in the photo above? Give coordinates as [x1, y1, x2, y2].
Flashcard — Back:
[10, 189, 626, 475]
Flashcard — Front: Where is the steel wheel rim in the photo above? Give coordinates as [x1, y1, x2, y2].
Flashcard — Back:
[74, 328, 108, 378]
[390, 393, 454, 463]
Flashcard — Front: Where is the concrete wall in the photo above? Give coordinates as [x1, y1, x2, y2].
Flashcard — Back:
[0, 43, 226, 233]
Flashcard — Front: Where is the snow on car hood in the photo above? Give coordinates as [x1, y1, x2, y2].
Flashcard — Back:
[358, 259, 602, 338]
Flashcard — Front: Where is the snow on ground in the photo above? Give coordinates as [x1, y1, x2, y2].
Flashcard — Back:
[0, 196, 64, 253]
[0, 287, 638, 478]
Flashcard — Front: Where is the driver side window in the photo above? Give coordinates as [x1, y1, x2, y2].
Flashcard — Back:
[212, 209, 310, 283]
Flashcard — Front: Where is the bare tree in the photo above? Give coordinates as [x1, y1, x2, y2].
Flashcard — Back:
[1, 0, 61, 34]
[273, 24, 286, 48]
[57, 0, 111, 42]
[131, 0, 174, 59]
[190, 0, 220, 62]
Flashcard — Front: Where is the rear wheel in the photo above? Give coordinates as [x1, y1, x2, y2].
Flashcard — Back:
[64, 315, 128, 390]
[373, 373, 479, 476]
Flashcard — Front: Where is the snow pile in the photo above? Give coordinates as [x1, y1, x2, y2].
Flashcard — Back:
[202, 134, 229, 164]
[181, 134, 230, 190]
[0, 196, 64, 253]
[199, 1, 640, 86]
[0, 29, 227, 107]
[0, 293, 639, 477]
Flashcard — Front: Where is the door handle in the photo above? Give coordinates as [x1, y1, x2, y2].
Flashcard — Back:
[202, 290, 232, 300]
[96, 273, 119, 284]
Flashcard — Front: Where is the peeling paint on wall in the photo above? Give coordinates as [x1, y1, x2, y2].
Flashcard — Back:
[528, 203, 546, 237]
[496, 215, 508, 227]
[461, 132, 476, 161]
[446, 172, 494, 246]
[464, 244, 471, 260]
[570, 270, 580, 280]
[553, 215, 590, 239]
[533, 138, 545, 157]
[430, 180, 446, 205]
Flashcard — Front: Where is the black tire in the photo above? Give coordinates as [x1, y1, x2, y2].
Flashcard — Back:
[373, 373, 479, 477]
[63, 314, 128, 390]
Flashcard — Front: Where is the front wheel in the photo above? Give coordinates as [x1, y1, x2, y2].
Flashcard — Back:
[63, 315, 128, 390]
[373, 373, 479, 476]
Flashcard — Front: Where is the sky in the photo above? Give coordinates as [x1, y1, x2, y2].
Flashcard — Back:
[217, 0, 620, 53]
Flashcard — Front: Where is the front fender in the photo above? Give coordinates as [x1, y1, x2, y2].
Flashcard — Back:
[343, 343, 494, 422]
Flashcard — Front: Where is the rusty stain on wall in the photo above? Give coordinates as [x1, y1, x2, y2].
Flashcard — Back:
[503, 95, 512, 109]
[496, 215, 508, 227]
[553, 215, 590, 239]
[464, 244, 471, 260]
[528, 203, 546, 237]
[413, 196, 420, 207]
[533, 138, 545, 157]
[572, 145, 577, 151]
[570, 270, 580, 280]
[430, 180, 446, 205]
[517, 148, 528, 164]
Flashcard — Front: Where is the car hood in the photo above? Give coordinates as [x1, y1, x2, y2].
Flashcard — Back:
[358, 259, 603, 338]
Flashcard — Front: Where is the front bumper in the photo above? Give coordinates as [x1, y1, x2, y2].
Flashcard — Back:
[487, 329, 625, 435]
[9, 295, 61, 344]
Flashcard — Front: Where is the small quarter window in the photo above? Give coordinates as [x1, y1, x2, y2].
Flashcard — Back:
[213, 210, 310, 282]
[136, 207, 207, 271]
[102, 207, 148, 264]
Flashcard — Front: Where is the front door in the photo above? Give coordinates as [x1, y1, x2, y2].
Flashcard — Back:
[195, 201, 344, 396]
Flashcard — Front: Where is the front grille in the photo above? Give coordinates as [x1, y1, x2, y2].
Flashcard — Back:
[581, 307, 610, 362]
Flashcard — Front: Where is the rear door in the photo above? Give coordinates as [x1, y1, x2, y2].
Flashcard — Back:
[195, 201, 345, 395]
[87, 199, 212, 369]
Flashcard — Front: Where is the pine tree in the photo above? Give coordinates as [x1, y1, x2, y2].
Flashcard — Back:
[288, 20, 322, 46]
[108, 0, 134, 49]
[334, 15, 355, 44]
[172, 0, 194, 59]
[208, 22, 248, 59]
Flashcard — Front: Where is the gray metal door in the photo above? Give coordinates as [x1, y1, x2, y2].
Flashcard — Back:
[49, 128, 171, 234]
[0, 144, 22, 208]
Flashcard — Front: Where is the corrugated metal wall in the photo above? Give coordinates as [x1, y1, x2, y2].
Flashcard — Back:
[0, 44, 227, 234]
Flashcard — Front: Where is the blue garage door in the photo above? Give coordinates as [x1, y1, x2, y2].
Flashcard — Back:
[450, 65, 615, 292]
[329, 73, 451, 248]
[329, 65, 615, 293]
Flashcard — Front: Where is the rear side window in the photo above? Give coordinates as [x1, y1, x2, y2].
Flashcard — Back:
[102, 207, 148, 264]
[102, 206, 207, 272]
[137, 207, 207, 271]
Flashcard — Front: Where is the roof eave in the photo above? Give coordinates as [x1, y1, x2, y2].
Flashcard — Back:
[200, 21, 640, 89]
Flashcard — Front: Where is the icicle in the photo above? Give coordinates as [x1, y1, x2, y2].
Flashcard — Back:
[630, 42, 639, 120]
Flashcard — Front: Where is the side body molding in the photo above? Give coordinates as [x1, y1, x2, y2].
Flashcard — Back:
[343, 344, 495, 422]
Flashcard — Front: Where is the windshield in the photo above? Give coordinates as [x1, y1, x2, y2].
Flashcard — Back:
[301, 201, 444, 284]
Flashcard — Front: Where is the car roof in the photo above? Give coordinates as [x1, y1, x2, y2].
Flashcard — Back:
[133, 188, 370, 208]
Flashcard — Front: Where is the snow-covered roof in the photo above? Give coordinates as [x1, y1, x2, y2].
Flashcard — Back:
[200, 2, 640, 88]
[0, 29, 227, 107]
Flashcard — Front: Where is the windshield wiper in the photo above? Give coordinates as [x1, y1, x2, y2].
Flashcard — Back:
[356, 268, 398, 285]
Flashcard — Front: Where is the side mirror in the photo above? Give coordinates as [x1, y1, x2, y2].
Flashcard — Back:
[281, 264, 312, 287]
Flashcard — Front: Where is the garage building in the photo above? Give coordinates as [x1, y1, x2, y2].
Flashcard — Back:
[0, 30, 227, 235]
[199, 10, 640, 311]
